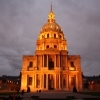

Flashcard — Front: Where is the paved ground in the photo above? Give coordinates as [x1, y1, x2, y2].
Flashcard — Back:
[0, 90, 100, 100]
[20, 91, 100, 99]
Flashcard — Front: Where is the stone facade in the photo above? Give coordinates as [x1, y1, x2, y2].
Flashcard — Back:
[21, 5, 83, 92]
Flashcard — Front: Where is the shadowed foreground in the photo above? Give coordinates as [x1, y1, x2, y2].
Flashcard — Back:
[0, 91, 100, 100]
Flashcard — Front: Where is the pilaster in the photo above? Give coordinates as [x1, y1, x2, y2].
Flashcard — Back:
[55, 74, 56, 89]
[21, 73, 27, 91]
[59, 74, 61, 89]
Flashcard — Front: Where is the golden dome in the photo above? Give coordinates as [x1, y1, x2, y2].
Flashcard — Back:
[40, 22, 63, 33]
[40, 4, 63, 34]
[36, 4, 67, 51]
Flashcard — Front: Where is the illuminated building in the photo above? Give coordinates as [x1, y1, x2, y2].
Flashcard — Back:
[21, 4, 82, 92]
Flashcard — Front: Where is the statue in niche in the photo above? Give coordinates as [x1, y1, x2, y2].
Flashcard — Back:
[48, 75, 54, 90]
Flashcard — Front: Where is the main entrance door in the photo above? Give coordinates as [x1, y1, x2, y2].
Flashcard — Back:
[48, 74, 54, 90]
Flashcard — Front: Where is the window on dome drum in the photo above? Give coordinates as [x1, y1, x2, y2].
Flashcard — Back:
[47, 34, 49, 38]
[54, 34, 56, 38]
[70, 62, 74, 67]
[29, 61, 33, 67]
[54, 45, 57, 49]
[46, 45, 49, 48]
[42, 35, 44, 39]
[59, 35, 61, 39]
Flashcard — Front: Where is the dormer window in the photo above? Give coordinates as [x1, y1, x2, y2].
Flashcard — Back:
[47, 34, 49, 38]
[46, 45, 49, 48]
[54, 34, 56, 38]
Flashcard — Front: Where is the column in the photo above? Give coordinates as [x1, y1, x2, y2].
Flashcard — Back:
[42, 55, 43, 67]
[34, 74, 36, 89]
[42, 74, 44, 89]
[43, 55, 44, 67]
[47, 55, 48, 67]
[56, 74, 59, 89]
[43, 42, 45, 50]
[59, 74, 61, 89]
[40, 75, 42, 89]
[76, 75, 78, 90]
[36, 55, 38, 68]
[46, 74, 48, 89]
[32, 75, 35, 88]
[55, 74, 56, 89]
[59, 55, 60, 68]
[66, 75, 69, 89]
[55, 55, 56, 68]
[69, 75, 71, 91]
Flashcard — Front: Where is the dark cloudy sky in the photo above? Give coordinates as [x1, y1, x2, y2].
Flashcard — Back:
[0, 0, 100, 76]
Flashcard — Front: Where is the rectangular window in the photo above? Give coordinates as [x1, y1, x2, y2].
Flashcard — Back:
[46, 45, 49, 48]
[47, 34, 49, 38]
[28, 77, 32, 85]
[44, 55, 47, 67]
[29, 62, 33, 67]
[59, 35, 61, 39]
[54, 45, 57, 48]
[70, 62, 74, 67]
[54, 34, 56, 38]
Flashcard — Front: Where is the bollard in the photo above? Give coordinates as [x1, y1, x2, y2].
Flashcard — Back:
[31, 96, 39, 100]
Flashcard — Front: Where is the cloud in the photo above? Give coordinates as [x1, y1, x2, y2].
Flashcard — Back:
[0, 0, 100, 76]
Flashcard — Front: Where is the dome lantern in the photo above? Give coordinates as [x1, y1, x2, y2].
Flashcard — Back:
[48, 3, 55, 23]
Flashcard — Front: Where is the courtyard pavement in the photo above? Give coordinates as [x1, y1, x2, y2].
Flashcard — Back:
[19, 91, 100, 100]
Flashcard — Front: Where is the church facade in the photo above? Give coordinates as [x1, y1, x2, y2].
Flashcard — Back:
[21, 5, 83, 92]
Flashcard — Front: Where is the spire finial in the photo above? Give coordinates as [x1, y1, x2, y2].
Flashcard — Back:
[48, 2, 55, 22]
[50, 2, 52, 12]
